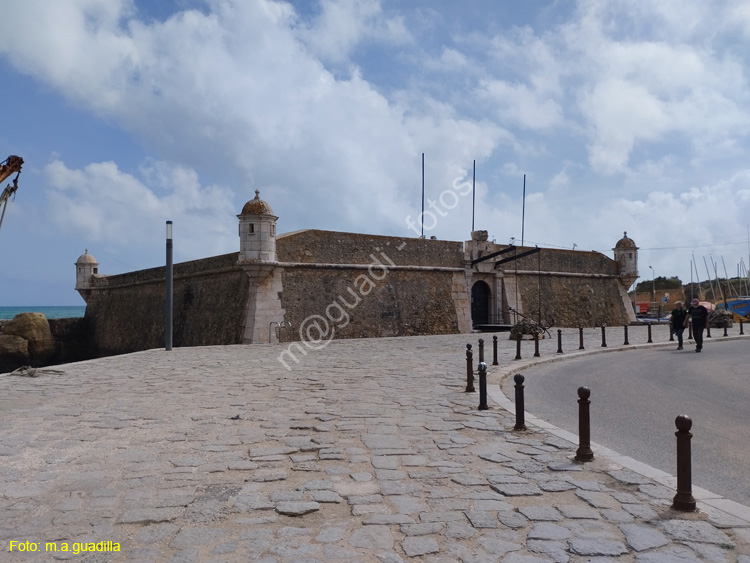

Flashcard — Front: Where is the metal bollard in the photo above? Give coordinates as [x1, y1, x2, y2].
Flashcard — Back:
[513, 374, 526, 430]
[465, 344, 475, 392]
[478, 338, 485, 363]
[707, 324, 712, 338]
[647, 323, 653, 343]
[623, 325, 629, 345]
[478, 362, 488, 410]
[723, 324, 728, 337]
[578, 327, 585, 350]
[741, 319, 744, 335]
[574, 386, 594, 462]
[600, 325, 607, 348]
[672, 415, 697, 511]
[492, 335, 499, 366]
[669, 325, 674, 341]
[514, 336, 522, 361]
[557, 329, 563, 354]
[688, 322, 693, 340]
[533, 332, 540, 357]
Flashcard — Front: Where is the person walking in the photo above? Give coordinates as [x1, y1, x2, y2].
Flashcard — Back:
[686, 298, 709, 352]
[671, 301, 687, 350]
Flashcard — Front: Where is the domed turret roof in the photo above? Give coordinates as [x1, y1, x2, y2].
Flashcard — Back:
[614, 231, 637, 250]
[76, 249, 97, 264]
[241, 190, 274, 216]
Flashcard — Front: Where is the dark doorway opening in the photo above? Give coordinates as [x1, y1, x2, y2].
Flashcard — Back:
[471, 281, 491, 326]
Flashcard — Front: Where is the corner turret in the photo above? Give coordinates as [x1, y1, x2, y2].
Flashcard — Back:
[613, 231, 638, 289]
[75, 249, 98, 303]
[238, 190, 278, 263]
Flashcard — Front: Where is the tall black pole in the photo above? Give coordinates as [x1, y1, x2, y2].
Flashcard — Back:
[166, 220, 173, 351]
[472, 159, 476, 232]
[421, 153, 424, 238]
[521, 173, 526, 247]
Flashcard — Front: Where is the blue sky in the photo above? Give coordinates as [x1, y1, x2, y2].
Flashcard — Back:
[1, 0, 749, 306]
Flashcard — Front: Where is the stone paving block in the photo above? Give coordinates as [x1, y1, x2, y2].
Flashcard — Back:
[660, 519, 735, 546]
[490, 483, 542, 496]
[419, 510, 468, 523]
[136, 523, 181, 544]
[498, 510, 529, 529]
[478, 533, 523, 557]
[402, 536, 440, 557]
[312, 490, 343, 503]
[275, 501, 320, 516]
[526, 539, 570, 562]
[539, 480, 577, 492]
[622, 503, 659, 520]
[620, 523, 671, 551]
[269, 539, 321, 559]
[169, 526, 226, 548]
[363, 514, 416, 525]
[465, 510, 499, 529]
[575, 490, 620, 509]
[519, 506, 564, 522]
[352, 504, 390, 516]
[116, 508, 182, 524]
[376, 553, 406, 563]
[557, 504, 599, 519]
[568, 538, 628, 556]
[380, 481, 423, 496]
[528, 522, 571, 541]
[634, 545, 702, 562]
[400, 522, 443, 536]
[348, 525, 395, 549]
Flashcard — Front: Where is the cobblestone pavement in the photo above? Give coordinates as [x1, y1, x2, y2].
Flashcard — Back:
[1, 325, 749, 562]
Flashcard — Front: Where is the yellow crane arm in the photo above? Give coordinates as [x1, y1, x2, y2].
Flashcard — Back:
[0, 155, 24, 234]
[0, 155, 23, 185]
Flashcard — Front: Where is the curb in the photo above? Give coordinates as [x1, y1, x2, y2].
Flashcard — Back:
[486, 334, 750, 525]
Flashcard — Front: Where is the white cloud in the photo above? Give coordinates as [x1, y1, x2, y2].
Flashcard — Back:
[44, 158, 237, 260]
[563, 1, 750, 174]
[296, 0, 412, 63]
[478, 79, 564, 130]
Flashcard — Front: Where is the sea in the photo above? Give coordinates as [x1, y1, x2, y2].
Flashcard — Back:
[0, 306, 86, 320]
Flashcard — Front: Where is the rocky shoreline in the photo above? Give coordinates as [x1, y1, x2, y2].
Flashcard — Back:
[0, 313, 96, 373]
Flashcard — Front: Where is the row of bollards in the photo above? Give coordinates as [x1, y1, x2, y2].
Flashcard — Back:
[505, 323, 747, 360]
[509, 376, 696, 512]
[461, 323, 741, 511]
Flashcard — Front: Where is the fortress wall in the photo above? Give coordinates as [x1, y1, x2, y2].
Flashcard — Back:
[278, 230, 464, 268]
[496, 246, 619, 276]
[279, 266, 460, 340]
[90, 252, 240, 288]
[85, 253, 249, 355]
[513, 273, 631, 327]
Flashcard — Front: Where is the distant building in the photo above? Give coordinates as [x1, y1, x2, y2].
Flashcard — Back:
[76, 192, 637, 355]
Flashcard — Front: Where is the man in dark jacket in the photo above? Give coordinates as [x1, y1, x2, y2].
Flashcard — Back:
[686, 298, 709, 352]
[670, 301, 687, 350]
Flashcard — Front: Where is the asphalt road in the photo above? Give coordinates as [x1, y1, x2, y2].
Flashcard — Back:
[501, 338, 750, 506]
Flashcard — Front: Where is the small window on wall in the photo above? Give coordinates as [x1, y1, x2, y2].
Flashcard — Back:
[93, 268, 98, 274]
[629, 253, 632, 259]
[249, 224, 255, 234]
[271, 224, 276, 236]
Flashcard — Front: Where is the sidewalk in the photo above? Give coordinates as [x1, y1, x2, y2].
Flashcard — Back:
[1, 325, 749, 562]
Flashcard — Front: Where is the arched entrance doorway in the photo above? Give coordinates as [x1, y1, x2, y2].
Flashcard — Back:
[471, 281, 491, 326]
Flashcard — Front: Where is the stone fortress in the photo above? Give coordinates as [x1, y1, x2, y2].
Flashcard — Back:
[74, 190, 639, 357]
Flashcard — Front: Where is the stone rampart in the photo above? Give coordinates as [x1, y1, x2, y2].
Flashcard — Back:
[494, 246, 619, 276]
[278, 230, 464, 267]
[514, 273, 631, 327]
[279, 266, 460, 339]
[85, 253, 249, 355]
